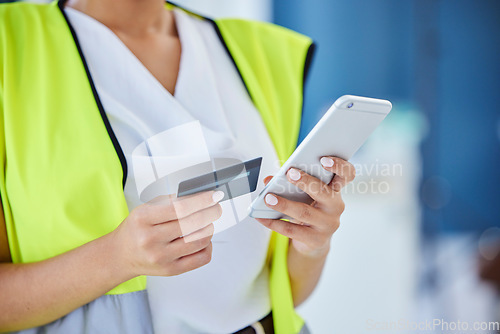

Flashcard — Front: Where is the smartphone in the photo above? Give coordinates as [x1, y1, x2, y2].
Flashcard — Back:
[248, 95, 392, 219]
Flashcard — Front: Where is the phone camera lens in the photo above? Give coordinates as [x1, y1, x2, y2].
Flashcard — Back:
[347, 102, 354, 108]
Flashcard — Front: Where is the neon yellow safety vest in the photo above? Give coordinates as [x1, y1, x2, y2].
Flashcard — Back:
[0, 1, 314, 333]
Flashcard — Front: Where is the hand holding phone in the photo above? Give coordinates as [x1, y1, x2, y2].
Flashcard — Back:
[248, 95, 392, 220]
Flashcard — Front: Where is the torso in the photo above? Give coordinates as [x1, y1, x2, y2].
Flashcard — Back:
[0, 0, 182, 267]
[46, 6, 281, 334]
[68, 3, 181, 95]
[111, 25, 181, 95]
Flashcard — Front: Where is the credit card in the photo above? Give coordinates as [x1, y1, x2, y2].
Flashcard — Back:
[177, 157, 262, 202]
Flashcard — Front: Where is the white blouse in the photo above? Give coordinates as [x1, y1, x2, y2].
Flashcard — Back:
[65, 6, 281, 334]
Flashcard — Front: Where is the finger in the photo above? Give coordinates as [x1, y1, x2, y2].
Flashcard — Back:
[263, 193, 329, 227]
[150, 217, 185, 243]
[263, 175, 273, 185]
[286, 168, 333, 204]
[331, 174, 347, 192]
[182, 222, 215, 244]
[288, 217, 310, 226]
[172, 190, 225, 219]
[170, 224, 214, 257]
[143, 190, 224, 224]
[175, 203, 222, 237]
[171, 242, 213, 275]
[152, 203, 220, 240]
[256, 217, 315, 242]
[320, 157, 356, 187]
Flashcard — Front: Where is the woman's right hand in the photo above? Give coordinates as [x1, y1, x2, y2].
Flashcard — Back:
[111, 190, 224, 278]
[0, 189, 225, 332]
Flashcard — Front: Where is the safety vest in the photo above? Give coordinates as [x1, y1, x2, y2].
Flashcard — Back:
[0, 1, 314, 333]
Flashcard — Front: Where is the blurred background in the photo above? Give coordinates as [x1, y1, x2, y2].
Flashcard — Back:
[7, 0, 500, 332]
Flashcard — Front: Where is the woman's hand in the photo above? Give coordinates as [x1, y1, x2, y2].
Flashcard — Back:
[256, 156, 356, 257]
[111, 190, 224, 278]
[0, 190, 224, 331]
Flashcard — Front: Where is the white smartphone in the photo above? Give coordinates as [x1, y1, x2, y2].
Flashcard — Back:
[248, 95, 392, 219]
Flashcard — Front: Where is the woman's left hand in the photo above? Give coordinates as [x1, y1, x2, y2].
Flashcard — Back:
[256, 156, 356, 257]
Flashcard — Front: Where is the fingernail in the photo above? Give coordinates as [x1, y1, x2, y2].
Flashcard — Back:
[212, 191, 225, 203]
[265, 193, 278, 206]
[320, 157, 334, 168]
[287, 168, 301, 181]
